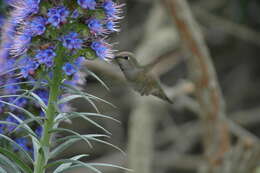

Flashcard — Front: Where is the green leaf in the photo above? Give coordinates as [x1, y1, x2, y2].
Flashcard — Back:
[86, 163, 132, 172]
[49, 138, 79, 159]
[63, 84, 115, 108]
[0, 134, 33, 163]
[50, 128, 93, 148]
[0, 119, 37, 138]
[57, 112, 111, 134]
[81, 68, 110, 91]
[87, 137, 125, 155]
[55, 134, 108, 143]
[55, 112, 120, 124]
[53, 154, 88, 173]
[0, 147, 33, 173]
[31, 136, 40, 163]
[0, 166, 8, 173]
[0, 81, 36, 90]
[54, 134, 124, 154]
[27, 90, 48, 110]
[0, 100, 41, 125]
[57, 94, 87, 105]
[0, 67, 19, 77]
[50, 134, 107, 159]
[45, 159, 102, 173]
[12, 117, 45, 134]
[61, 89, 100, 113]
[7, 112, 38, 139]
[0, 154, 21, 173]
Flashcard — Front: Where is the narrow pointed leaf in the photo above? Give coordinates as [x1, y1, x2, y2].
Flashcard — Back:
[0, 154, 20, 173]
[50, 128, 93, 148]
[45, 159, 102, 173]
[82, 68, 110, 90]
[53, 154, 88, 173]
[0, 147, 33, 173]
[0, 134, 33, 163]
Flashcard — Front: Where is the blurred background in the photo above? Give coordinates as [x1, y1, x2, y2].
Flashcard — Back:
[2, 0, 260, 172]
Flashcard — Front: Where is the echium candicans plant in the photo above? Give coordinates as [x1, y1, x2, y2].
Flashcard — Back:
[0, 0, 125, 172]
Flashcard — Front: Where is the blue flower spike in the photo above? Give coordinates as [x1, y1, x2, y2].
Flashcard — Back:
[0, 0, 124, 170]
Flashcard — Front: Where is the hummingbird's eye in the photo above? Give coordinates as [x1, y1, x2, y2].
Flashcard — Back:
[123, 56, 129, 60]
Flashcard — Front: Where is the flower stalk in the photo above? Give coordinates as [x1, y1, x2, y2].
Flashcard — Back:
[34, 46, 65, 173]
[0, 0, 125, 172]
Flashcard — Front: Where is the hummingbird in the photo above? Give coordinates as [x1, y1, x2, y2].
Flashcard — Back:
[114, 51, 173, 104]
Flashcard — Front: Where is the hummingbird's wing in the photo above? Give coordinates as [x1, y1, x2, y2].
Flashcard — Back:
[145, 76, 173, 104]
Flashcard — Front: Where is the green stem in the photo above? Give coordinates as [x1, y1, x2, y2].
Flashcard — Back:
[34, 47, 64, 173]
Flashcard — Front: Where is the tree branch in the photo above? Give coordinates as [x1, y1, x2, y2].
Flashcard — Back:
[163, 0, 231, 170]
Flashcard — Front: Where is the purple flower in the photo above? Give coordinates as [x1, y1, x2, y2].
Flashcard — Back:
[102, 0, 123, 19]
[62, 32, 83, 50]
[4, 79, 21, 94]
[8, 97, 28, 108]
[0, 98, 5, 112]
[91, 40, 114, 60]
[35, 126, 42, 137]
[35, 48, 56, 67]
[0, 124, 4, 134]
[64, 72, 86, 86]
[35, 89, 49, 106]
[6, 115, 25, 132]
[0, 16, 4, 28]
[77, 0, 96, 10]
[9, 0, 40, 25]
[87, 19, 104, 35]
[14, 137, 31, 152]
[71, 9, 80, 18]
[74, 56, 85, 66]
[106, 20, 119, 32]
[19, 57, 39, 78]
[63, 63, 77, 76]
[47, 6, 69, 27]
[10, 33, 32, 57]
[26, 16, 46, 36]
[39, 111, 45, 117]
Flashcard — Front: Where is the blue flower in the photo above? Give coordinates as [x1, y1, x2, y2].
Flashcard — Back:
[62, 32, 83, 50]
[4, 79, 21, 94]
[9, 0, 40, 25]
[35, 89, 49, 106]
[6, 115, 25, 132]
[71, 9, 80, 19]
[63, 63, 77, 76]
[26, 16, 46, 36]
[8, 97, 28, 109]
[47, 6, 69, 27]
[87, 19, 104, 35]
[91, 40, 114, 60]
[0, 16, 5, 29]
[35, 126, 42, 137]
[10, 33, 32, 57]
[19, 57, 39, 78]
[14, 137, 31, 152]
[77, 0, 96, 10]
[0, 124, 4, 134]
[106, 20, 119, 32]
[74, 56, 85, 67]
[35, 48, 56, 67]
[102, 0, 122, 19]
[0, 98, 5, 113]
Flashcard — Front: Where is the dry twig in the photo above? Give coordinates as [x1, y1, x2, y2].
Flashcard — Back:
[163, 0, 231, 171]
